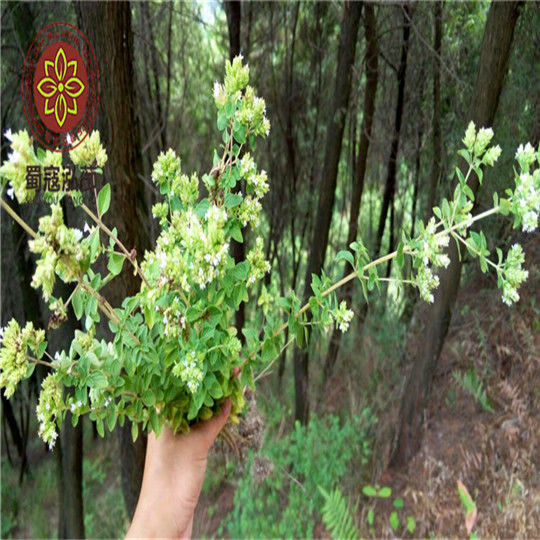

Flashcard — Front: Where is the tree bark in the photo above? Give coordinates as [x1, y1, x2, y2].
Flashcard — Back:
[57, 413, 84, 539]
[224, 0, 247, 343]
[224, 0, 241, 62]
[427, 1, 443, 217]
[293, 1, 362, 423]
[323, 3, 379, 383]
[75, 1, 149, 518]
[374, 4, 411, 258]
[391, 1, 523, 468]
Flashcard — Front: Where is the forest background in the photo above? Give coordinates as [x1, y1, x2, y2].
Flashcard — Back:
[0, 1, 538, 538]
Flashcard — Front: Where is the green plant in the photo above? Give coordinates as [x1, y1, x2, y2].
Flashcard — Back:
[221, 411, 375, 538]
[362, 485, 416, 536]
[0, 55, 538, 448]
[319, 487, 358, 539]
[453, 367, 494, 412]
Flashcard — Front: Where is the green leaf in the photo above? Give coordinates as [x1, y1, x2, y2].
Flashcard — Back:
[97, 184, 111, 216]
[367, 509, 374, 525]
[96, 418, 105, 437]
[456, 167, 466, 186]
[406, 516, 416, 533]
[378, 487, 392, 498]
[131, 421, 139, 442]
[233, 121, 246, 144]
[230, 222, 243, 243]
[88, 229, 100, 259]
[463, 184, 475, 201]
[88, 371, 108, 389]
[107, 252, 125, 276]
[336, 250, 354, 267]
[106, 408, 117, 431]
[142, 390, 156, 407]
[232, 261, 249, 281]
[224, 192, 243, 209]
[205, 373, 223, 399]
[72, 289, 84, 320]
[37, 340, 48, 359]
[362, 485, 377, 497]
[217, 109, 227, 131]
[389, 511, 399, 531]
[194, 198, 210, 219]
[393, 497, 404, 508]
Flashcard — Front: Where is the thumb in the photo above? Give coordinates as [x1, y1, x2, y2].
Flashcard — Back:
[192, 398, 231, 451]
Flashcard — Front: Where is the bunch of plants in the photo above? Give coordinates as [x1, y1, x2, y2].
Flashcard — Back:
[0, 56, 538, 452]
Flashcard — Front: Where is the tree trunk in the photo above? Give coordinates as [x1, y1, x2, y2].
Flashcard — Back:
[75, 1, 149, 518]
[224, 0, 247, 343]
[224, 0, 241, 61]
[57, 414, 84, 539]
[427, 1, 443, 217]
[391, 1, 523, 468]
[374, 4, 411, 258]
[323, 3, 379, 383]
[293, 1, 362, 423]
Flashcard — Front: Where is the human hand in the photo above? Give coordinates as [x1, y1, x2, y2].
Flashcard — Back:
[126, 399, 231, 539]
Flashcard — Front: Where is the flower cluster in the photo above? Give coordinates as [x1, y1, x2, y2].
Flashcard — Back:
[412, 218, 450, 303]
[499, 244, 529, 306]
[151, 149, 183, 193]
[214, 55, 270, 137]
[69, 130, 108, 168]
[172, 350, 204, 393]
[36, 373, 64, 449]
[242, 154, 269, 199]
[0, 320, 44, 398]
[246, 237, 270, 285]
[1, 130, 39, 203]
[332, 301, 354, 333]
[462, 121, 501, 165]
[28, 203, 92, 300]
[509, 143, 539, 233]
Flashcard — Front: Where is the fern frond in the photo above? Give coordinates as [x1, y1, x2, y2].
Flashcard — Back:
[318, 486, 358, 539]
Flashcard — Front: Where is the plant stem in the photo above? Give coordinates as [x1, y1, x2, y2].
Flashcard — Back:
[1, 198, 37, 238]
[79, 201, 150, 288]
[241, 203, 503, 371]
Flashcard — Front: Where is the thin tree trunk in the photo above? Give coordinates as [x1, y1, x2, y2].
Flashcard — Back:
[75, 1, 150, 518]
[374, 4, 411, 258]
[427, 1, 443, 217]
[224, 1, 247, 343]
[224, 1, 241, 62]
[164, 2, 173, 149]
[323, 3, 379, 383]
[293, 1, 362, 424]
[391, 1, 523, 468]
[57, 413, 84, 538]
[142, 2, 165, 149]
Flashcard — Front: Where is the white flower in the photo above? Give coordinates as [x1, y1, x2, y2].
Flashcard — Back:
[522, 211, 537, 233]
[6, 187, 14, 200]
[8, 151, 20, 164]
[4, 128, 13, 142]
[83, 222, 92, 234]
[73, 228, 83, 241]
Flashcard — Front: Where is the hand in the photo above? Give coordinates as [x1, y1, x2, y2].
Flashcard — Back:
[126, 399, 231, 539]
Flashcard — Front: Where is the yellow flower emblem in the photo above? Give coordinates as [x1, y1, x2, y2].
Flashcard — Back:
[36, 47, 85, 128]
